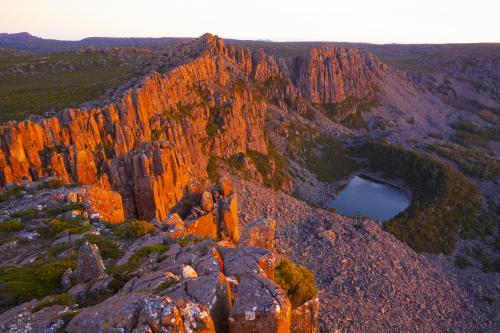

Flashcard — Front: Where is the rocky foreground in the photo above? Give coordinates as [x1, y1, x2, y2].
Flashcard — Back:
[0, 178, 319, 332]
[232, 175, 499, 332]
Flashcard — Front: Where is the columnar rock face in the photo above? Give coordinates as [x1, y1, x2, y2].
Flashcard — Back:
[289, 47, 386, 103]
[0, 33, 386, 222]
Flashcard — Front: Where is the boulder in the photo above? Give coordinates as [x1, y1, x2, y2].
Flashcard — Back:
[61, 267, 74, 289]
[75, 241, 106, 283]
[290, 297, 319, 333]
[229, 274, 291, 333]
[167, 273, 232, 333]
[158, 212, 185, 235]
[218, 195, 239, 243]
[67, 293, 216, 333]
[185, 212, 218, 239]
[239, 217, 275, 251]
[0, 300, 76, 333]
[72, 186, 125, 224]
[223, 246, 275, 280]
[182, 265, 199, 278]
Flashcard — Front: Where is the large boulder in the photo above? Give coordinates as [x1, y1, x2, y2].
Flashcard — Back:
[290, 297, 319, 333]
[185, 212, 218, 239]
[71, 186, 125, 223]
[222, 246, 275, 280]
[0, 300, 76, 333]
[239, 217, 275, 251]
[168, 273, 232, 333]
[66, 293, 215, 333]
[229, 274, 291, 333]
[75, 241, 106, 283]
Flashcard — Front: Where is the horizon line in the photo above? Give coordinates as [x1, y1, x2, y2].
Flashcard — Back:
[2, 31, 500, 46]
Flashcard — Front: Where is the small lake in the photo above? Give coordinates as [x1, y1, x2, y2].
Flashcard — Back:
[329, 176, 409, 221]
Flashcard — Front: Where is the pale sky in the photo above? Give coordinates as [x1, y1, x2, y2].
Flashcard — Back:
[1, 0, 499, 44]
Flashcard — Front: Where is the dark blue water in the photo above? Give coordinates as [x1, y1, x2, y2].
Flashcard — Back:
[329, 176, 409, 221]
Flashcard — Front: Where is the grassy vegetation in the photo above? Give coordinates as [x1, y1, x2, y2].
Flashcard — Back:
[207, 157, 220, 184]
[0, 52, 134, 122]
[451, 120, 499, 149]
[0, 186, 23, 201]
[355, 142, 482, 254]
[275, 259, 317, 308]
[427, 143, 500, 179]
[38, 218, 90, 238]
[465, 245, 500, 273]
[11, 208, 41, 221]
[455, 255, 472, 269]
[84, 234, 121, 259]
[0, 259, 76, 310]
[247, 144, 290, 190]
[205, 104, 228, 137]
[0, 219, 23, 234]
[288, 121, 358, 183]
[108, 244, 167, 275]
[31, 293, 74, 313]
[177, 235, 204, 248]
[377, 55, 433, 73]
[113, 220, 154, 238]
[317, 95, 380, 130]
[45, 202, 85, 217]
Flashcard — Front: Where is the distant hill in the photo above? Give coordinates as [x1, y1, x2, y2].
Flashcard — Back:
[0, 32, 190, 52]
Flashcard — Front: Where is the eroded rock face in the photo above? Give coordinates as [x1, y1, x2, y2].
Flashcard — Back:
[0, 33, 385, 224]
[75, 241, 106, 283]
[228, 274, 291, 333]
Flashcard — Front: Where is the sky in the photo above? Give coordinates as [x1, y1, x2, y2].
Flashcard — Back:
[1, 0, 499, 44]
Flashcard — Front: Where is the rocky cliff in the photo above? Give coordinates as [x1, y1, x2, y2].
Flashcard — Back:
[0, 33, 386, 222]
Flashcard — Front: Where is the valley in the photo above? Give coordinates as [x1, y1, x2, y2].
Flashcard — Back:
[0, 32, 498, 332]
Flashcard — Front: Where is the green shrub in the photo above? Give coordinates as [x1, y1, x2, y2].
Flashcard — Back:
[38, 260, 77, 284]
[177, 236, 203, 248]
[207, 157, 220, 184]
[247, 143, 290, 190]
[85, 234, 121, 259]
[114, 220, 154, 238]
[275, 259, 317, 308]
[455, 255, 471, 269]
[45, 203, 85, 217]
[482, 295, 494, 303]
[31, 293, 74, 313]
[0, 260, 75, 310]
[0, 219, 23, 233]
[356, 142, 482, 253]
[37, 178, 65, 190]
[38, 218, 90, 238]
[11, 208, 41, 220]
[288, 123, 358, 183]
[0, 186, 23, 201]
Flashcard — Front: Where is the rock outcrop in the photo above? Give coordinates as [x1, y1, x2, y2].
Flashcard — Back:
[0, 33, 386, 223]
[75, 241, 106, 283]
